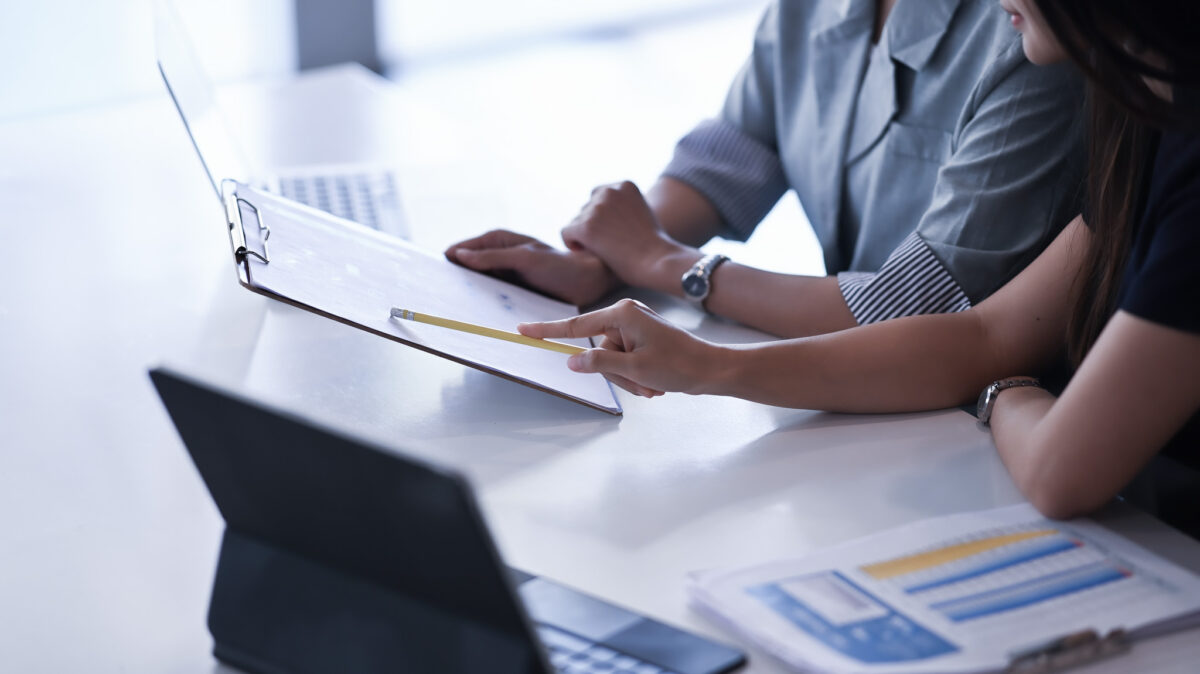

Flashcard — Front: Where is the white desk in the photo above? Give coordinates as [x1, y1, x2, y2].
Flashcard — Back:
[1, 65, 1197, 673]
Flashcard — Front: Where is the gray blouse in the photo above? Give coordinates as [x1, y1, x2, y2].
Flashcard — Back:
[663, 0, 1085, 323]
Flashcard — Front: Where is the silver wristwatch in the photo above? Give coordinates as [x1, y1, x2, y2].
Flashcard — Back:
[681, 253, 729, 308]
[976, 377, 1042, 426]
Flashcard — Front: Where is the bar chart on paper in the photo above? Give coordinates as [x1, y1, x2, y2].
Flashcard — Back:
[689, 505, 1200, 673]
[859, 524, 1138, 634]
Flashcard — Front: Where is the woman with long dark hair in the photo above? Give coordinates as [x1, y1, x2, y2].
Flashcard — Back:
[519, 0, 1200, 525]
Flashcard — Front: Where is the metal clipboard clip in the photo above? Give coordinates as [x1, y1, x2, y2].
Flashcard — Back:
[1006, 628, 1128, 673]
[222, 179, 270, 265]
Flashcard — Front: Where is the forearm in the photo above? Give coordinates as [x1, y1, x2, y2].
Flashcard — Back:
[640, 177, 859, 337]
[679, 220, 1088, 409]
[709, 268, 856, 337]
[986, 313, 1200, 520]
[704, 310, 996, 411]
[645, 177, 725, 248]
[634, 249, 856, 337]
[988, 387, 1077, 517]
[990, 384, 1147, 519]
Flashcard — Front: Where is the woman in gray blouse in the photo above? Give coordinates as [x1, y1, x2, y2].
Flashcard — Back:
[447, 0, 1084, 337]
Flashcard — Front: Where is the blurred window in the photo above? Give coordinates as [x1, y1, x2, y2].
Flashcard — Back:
[0, 1, 294, 121]
[377, 0, 754, 67]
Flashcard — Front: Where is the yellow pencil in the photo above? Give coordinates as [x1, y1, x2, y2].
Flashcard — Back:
[389, 307, 586, 355]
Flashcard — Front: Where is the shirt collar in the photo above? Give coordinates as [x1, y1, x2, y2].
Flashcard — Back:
[886, 0, 962, 70]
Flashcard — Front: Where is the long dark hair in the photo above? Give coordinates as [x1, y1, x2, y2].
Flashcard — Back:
[1030, 1, 1200, 365]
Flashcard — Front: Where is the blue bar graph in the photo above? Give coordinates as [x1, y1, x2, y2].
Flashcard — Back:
[931, 561, 1129, 622]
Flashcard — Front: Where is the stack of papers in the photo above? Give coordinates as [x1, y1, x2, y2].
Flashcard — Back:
[689, 504, 1200, 673]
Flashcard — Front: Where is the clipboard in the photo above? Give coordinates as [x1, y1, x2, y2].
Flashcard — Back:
[220, 180, 622, 415]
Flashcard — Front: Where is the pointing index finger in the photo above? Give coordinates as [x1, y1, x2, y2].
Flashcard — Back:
[519, 307, 615, 340]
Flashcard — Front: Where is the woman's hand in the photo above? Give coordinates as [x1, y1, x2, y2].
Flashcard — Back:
[445, 229, 620, 307]
[561, 181, 695, 290]
[519, 299, 722, 398]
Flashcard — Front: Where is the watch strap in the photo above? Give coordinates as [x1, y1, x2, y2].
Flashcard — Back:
[976, 377, 1042, 426]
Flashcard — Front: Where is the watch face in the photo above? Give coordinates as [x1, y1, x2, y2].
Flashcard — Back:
[682, 274, 708, 299]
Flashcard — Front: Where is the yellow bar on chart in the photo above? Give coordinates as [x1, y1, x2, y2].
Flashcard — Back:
[860, 529, 1060, 579]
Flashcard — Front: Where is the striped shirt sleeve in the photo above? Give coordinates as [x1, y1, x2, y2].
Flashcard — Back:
[661, 118, 789, 241]
[838, 232, 972, 324]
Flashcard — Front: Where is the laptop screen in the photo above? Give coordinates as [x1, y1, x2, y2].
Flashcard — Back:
[154, 0, 254, 200]
[150, 367, 550, 673]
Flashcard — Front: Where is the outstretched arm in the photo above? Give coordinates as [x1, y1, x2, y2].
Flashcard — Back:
[523, 218, 1200, 518]
[536, 218, 1088, 410]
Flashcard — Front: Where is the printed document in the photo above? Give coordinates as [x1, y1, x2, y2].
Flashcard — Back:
[689, 504, 1200, 673]
[232, 184, 619, 413]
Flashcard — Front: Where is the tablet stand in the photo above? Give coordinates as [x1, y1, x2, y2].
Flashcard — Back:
[206, 528, 544, 674]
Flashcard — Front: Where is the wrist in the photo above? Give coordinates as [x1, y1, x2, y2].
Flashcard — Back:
[977, 377, 1043, 426]
[991, 383, 1052, 423]
[693, 343, 743, 397]
[645, 246, 703, 295]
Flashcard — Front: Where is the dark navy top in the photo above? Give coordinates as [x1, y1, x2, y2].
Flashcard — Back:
[1118, 122, 1200, 466]
[1113, 102, 1200, 537]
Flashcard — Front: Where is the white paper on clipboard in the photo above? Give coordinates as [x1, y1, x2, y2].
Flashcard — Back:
[223, 181, 621, 415]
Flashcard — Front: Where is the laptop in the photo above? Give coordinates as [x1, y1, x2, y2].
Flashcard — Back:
[154, 1, 407, 236]
[150, 366, 747, 674]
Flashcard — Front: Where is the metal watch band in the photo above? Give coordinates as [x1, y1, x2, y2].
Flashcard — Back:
[976, 377, 1043, 426]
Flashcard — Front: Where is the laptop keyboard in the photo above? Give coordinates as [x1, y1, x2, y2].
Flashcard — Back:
[537, 625, 679, 674]
[276, 171, 397, 231]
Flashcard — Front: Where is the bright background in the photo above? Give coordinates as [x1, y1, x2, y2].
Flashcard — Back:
[1, 0, 820, 274]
